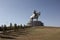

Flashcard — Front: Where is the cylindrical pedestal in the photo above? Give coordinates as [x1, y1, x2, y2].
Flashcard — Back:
[27, 21, 44, 26]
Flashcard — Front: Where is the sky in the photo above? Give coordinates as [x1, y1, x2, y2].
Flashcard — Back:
[0, 0, 60, 27]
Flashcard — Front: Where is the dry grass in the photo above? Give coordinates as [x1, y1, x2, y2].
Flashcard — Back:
[0, 26, 60, 40]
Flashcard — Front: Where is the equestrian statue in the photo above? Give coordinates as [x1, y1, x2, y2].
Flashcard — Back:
[30, 10, 40, 21]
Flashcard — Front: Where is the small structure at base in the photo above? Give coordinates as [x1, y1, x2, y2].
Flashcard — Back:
[27, 21, 44, 26]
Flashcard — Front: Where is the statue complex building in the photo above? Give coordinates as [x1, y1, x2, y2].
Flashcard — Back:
[26, 10, 44, 26]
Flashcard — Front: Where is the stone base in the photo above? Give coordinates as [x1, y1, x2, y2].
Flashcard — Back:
[26, 21, 44, 26]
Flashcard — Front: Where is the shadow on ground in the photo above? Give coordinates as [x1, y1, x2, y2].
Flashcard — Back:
[0, 28, 29, 39]
[0, 35, 15, 39]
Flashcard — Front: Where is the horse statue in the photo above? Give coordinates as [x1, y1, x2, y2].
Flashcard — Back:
[30, 10, 40, 21]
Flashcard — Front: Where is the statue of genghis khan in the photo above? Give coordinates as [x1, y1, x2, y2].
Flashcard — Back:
[30, 10, 40, 21]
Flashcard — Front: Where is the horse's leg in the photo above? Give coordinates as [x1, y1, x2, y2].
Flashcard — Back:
[31, 18, 33, 26]
[36, 18, 38, 21]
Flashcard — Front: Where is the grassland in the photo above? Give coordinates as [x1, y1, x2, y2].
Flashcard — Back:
[0, 26, 60, 40]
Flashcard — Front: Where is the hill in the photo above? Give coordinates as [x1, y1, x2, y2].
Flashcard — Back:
[0, 26, 60, 40]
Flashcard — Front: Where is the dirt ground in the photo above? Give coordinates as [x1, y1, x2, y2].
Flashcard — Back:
[0, 26, 60, 40]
